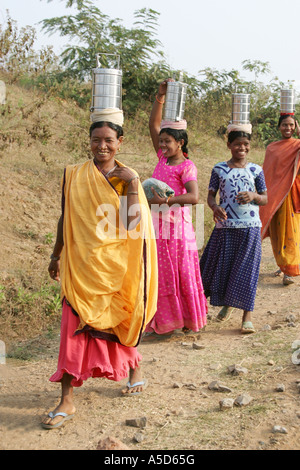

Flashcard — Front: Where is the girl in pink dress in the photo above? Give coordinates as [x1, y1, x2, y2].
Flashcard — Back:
[144, 79, 207, 338]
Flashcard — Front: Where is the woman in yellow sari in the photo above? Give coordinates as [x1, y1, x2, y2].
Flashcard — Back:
[42, 109, 157, 429]
[260, 114, 300, 285]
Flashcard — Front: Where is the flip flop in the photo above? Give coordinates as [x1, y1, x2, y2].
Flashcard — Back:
[283, 275, 294, 286]
[182, 328, 199, 336]
[122, 378, 148, 396]
[216, 306, 235, 322]
[42, 411, 75, 430]
[241, 321, 255, 334]
[142, 331, 173, 342]
[171, 329, 185, 337]
[274, 269, 283, 277]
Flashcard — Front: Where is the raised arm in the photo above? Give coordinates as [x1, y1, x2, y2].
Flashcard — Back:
[149, 79, 173, 153]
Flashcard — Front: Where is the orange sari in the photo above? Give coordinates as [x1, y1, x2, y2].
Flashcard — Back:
[260, 138, 300, 276]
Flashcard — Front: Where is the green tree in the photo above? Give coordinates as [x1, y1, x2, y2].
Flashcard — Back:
[241, 60, 285, 145]
[184, 67, 243, 137]
[40, 1, 168, 114]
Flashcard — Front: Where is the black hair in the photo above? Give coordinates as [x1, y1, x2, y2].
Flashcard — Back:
[89, 121, 124, 138]
[278, 114, 296, 128]
[159, 127, 189, 157]
[227, 131, 251, 143]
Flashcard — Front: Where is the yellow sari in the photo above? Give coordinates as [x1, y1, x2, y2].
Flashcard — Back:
[60, 159, 158, 347]
[268, 175, 300, 276]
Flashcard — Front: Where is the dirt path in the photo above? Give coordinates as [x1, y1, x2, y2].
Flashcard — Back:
[0, 240, 299, 451]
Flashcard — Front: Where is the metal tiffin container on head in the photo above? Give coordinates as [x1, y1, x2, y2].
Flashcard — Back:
[90, 53, 122, 113]
[280, 85, 296, 115]
[163, 73, 188, 122]
[231, 93, 251, 124]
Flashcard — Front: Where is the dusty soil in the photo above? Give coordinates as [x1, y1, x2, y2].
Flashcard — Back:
[0, 240, 299, 451]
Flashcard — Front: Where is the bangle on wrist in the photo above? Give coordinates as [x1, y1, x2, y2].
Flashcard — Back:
[50, 254, 60, 261]
[166, 195, 172, 204]
[156, 94, 165, 105]
[127, 191, 138, 195]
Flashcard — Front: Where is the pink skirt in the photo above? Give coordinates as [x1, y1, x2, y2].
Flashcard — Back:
[50, 300, 142, 387]
[146, 216, 207, 334]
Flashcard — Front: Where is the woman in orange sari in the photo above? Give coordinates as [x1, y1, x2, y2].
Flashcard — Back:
[260, 115, 300, 285]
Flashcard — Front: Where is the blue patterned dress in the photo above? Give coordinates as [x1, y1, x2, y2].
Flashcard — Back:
[200, 162, 267, 311]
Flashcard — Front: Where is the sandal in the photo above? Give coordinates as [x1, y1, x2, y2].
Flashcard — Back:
[142, 331, 174, 342]
[216, 306, 235, 322]
[241, 321, 255, 334]
[42, 411, 74, 430]
[122, 378, 148, 396]
[274, 269, 283, 277]
[283, 275, 294, 286]
[182, 328, 200, 336]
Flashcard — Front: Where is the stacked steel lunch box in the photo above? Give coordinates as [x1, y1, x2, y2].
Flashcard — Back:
[163, 74, 188, 122]
[280, 87, 296, 115]
[231, 93, 251, 124]
[90, 54, 122, 112]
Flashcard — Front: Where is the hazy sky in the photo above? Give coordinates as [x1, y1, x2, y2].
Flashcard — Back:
[1, 0, 300, 91]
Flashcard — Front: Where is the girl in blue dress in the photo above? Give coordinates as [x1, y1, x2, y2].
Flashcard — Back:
[200, 126, 268, 333]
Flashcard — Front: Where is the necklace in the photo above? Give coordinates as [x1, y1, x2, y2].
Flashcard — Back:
[228, 159, 248, 169]
[94, 159, 117, 177]
[104, 165, 117, 177]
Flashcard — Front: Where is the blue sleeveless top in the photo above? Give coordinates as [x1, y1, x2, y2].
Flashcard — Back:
[208, 162, 267, 229]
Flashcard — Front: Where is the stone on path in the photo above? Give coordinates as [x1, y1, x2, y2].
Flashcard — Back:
[192, 342, 205, 350]
[125, 417, 147, 429]
[96, 437, 130, 450]
[234, 393, 253, 407]
[228, 364, 248, 376]
[272, 425, 288, 434]
[219, 398, 234, 410]
[208, 380, 233, 393]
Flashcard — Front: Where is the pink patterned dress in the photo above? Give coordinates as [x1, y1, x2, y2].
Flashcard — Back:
[145, 150, 207, 334]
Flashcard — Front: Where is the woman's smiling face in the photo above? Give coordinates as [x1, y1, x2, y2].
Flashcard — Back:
[158, 131, 181, 158]
[279, 116, 296, 139]
[90, 126, 123, 167]
[227, 136, 250, 161]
